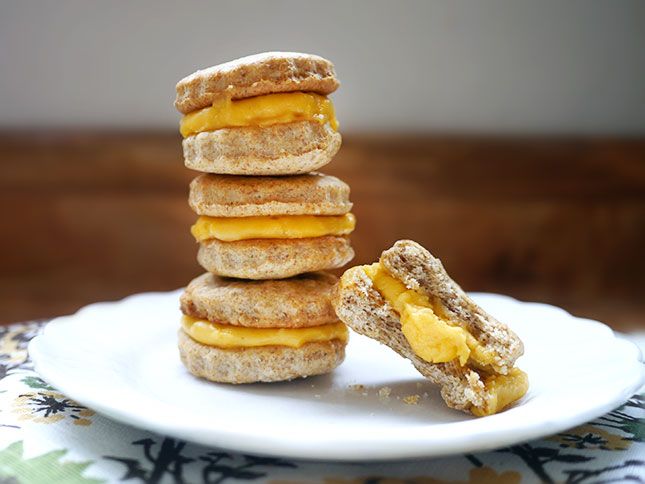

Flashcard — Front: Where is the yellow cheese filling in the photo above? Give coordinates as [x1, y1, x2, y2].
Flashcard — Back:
[181, 315, 348, 349]
[363, 263, 495, 367]
[471, 368, 529, 416]
[191, 213, 356, 242]
[180, 92, 338, 138]
[363, 262, 528, 415]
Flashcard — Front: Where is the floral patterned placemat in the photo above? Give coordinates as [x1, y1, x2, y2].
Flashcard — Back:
[1, 321, 643, 484]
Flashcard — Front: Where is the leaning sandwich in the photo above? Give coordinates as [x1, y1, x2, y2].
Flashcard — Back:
[333, 240, 528, 416]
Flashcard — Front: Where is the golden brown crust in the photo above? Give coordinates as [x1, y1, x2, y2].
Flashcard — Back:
[196, 236, 354, 280]
[180, 271, 340, 328]
[175, 52, 339, 114]
[189, 172, 352, 217]
[182, 121, 340, 175]
[178, 330, 346, 383]
[380, 240, 524, 372]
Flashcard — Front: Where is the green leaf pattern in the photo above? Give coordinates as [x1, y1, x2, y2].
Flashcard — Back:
[0, 441, 102, 484]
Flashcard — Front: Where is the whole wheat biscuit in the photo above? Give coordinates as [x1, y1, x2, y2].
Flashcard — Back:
[333, 266, 489, 413]
[181, 271, 339, 328]
[197, 236, 354, 280]
[379, 240, 524, 370]
[175, 52, 339, 114]
[189, 172, 351, 217]
[178, 329, 346, 383]
[332, 240, 527, 415]
[183, 121, 340, 175]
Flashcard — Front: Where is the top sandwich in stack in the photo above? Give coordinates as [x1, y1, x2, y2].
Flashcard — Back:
[176, 52, 341, 175]
[174, 52, 353, 383]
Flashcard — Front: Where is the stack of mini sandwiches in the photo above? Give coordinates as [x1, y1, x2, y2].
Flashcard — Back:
[174, 52, 354, 383]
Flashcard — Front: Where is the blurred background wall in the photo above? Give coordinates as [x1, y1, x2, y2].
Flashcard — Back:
[2, 0, 644, 134]
[1, 0, 644, 329]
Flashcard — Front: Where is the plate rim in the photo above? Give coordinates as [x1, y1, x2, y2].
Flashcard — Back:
[28, 290, 645, 461]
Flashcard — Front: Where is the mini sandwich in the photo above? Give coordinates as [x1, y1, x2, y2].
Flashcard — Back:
[189, 172, 355, 279]
[175, 52, 341, 175]
[333, 240, 528, 416]
[180, 272, 348, 383]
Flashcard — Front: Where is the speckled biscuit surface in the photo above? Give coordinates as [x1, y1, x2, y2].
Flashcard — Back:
[189, 172, 351, 217]
[380, 240, 524, 371]
[183, 121, 341, 175]
[178, 329, 346, 383]
[333, 266, 488, 414]
[181, 271, 339, 328]
[332, 240, 526, 415]
[175, 52, 339, 114]
[197, 236, 354, 280]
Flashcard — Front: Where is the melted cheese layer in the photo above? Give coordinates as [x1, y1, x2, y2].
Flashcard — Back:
[191, 213, 356, 242]
[364, 263, 494, 366]
[472, 368, 530, 417]
[180, 92, 338, 138]
[182, 315, 348, 349]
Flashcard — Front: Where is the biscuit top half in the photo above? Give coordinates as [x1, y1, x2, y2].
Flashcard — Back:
[175, 52, 339, 114]
[189, 172, 352, 217]
[180, 272, 340, 328]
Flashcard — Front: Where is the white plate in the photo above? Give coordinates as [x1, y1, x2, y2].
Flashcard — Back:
[29, 291, 644, 461]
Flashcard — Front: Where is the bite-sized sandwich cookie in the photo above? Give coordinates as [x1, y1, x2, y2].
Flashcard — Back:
[333, 240, 528, 416]
[189, 172, 355, 279]
[179, 272, 348, 383]
[175, 52, 341, 175]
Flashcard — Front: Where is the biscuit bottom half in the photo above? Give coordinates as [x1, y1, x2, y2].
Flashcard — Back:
[191, 213, 355, 279]
[197, 236, 354, 280]
[182, 120, 341, 175]
[178, 316, 348, 383]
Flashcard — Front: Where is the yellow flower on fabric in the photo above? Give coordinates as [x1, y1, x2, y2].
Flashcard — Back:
[12, 391, 94, 426]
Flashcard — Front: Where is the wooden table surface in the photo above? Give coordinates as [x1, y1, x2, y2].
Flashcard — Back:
[1, 131, 644, 331]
